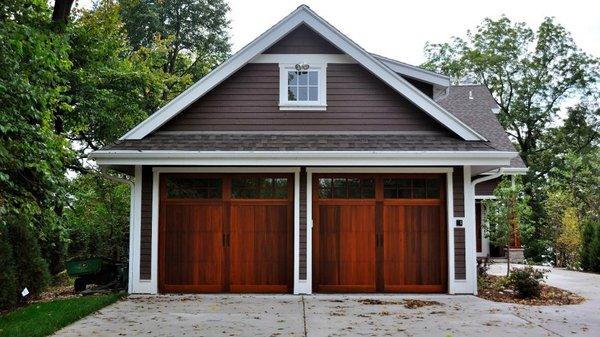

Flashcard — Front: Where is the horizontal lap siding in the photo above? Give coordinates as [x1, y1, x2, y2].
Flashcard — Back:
[453, 167, 466, 280]
[140, 166, 153, 280]
[160, 63, 451, 133]
[475, 176, 501, 196]
[264, 24, 343, 54]
[453, 167, 464, 217]
[454, 228, 466, 279]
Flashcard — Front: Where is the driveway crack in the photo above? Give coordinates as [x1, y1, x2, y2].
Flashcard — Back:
[301, 295, 308, 337]
[510, 311, 564, 337]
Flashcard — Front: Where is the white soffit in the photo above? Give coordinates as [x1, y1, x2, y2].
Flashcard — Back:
[119, 5, 485, 141]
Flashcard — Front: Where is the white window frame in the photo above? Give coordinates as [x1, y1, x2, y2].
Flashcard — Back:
[279, 63, 327, 110]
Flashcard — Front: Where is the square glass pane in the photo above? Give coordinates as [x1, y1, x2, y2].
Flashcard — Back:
[298, 87, 308, 101]
[348, 179, 361, 198]
[332, 178, 347, 198]
[384, 188, 397, 198]
[288, 87, 298, 101]
[361, 179, 375, 198]
[298, 71, 308, 85]
[308, 71, 318, 85]
[426, 179, 440, 198]
[412, 179, 426, 188]
[319, 178, 332, 199]
[398, 188, 411, 198]
[308, 86, 318, 101]
[413, 187, 426, 198]
[383, 179, 396, 189]
[288, 71, 297, 85]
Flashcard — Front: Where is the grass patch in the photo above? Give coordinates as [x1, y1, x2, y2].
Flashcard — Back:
[0, 293, 124, 337]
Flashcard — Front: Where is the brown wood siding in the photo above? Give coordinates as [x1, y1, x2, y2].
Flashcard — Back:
[453, 167, 464, 217]
[140, 166, 153, 280]
[264, 24, 343, 54]
[475, 177, 501, 196]
[454, 227, 466, 279]
[159, 63, 451, 133]
[299, 168, 307, 279]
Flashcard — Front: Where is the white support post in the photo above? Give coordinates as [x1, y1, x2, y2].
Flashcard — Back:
[446, 171, 455, 294]
[130, 165, 145, 293]
[463, 165, 478, 295]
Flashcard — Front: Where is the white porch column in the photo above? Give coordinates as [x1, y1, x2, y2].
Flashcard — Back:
[463, 165, 478, 294]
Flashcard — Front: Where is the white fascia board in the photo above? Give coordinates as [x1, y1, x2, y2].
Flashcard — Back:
[120, 6, 485, 141]
[372, 54, 451, 87]
[90, 150, 516, 167]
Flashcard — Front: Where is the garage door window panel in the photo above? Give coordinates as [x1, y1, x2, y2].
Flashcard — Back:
[166, 177, 223, 199]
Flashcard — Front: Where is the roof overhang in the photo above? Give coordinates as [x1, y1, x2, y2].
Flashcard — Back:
[118, 5, 485, 142]
[372, 54, 451, 87]
[90, 150, 517, 167]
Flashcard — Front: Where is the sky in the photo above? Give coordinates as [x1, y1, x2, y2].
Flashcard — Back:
[76, 0, 600, 66]
[225, 0, 600, 65]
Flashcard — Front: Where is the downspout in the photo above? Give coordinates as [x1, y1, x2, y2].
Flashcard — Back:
[100, 168, 135, 293]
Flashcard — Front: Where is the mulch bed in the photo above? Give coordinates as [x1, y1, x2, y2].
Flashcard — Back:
[478, 275, 585, 306]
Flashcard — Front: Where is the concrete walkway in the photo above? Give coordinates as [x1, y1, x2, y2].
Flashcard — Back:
[54, 266, 600, 336]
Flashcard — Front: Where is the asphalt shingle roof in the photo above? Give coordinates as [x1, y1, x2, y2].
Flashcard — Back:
[436, 85, 526, 168]
[102, 134, 496, 152]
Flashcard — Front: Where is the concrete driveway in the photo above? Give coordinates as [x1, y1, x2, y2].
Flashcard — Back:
[54, 266, 600, 337]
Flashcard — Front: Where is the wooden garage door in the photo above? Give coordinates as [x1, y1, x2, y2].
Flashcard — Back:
[159, 173, 293, 293]
[313, 174, 447, 293]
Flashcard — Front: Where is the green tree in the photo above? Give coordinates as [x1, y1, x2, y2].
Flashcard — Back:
[0, 0, 72, 307]
[63, 0, 165, 153]
[483, 178, 533, 274]
[120, 0, 230, 100]
[423, 16, 599, 262]
[65, 172, 131, 261]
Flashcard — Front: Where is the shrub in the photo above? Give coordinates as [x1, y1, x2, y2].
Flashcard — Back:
[507, 267, 546, 298]
[7, 220, 51, 302]
[0, 230, 18, 308]
[581, 220, 600, 273]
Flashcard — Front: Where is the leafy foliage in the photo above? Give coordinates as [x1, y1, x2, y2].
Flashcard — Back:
[0, 0, 230, 310]
[0, 0, 72, 308]
[483, 178, 533, 267]
[65, 173, 131, 261]
[120, 0, 230, 100]
[423, 16, 599, 263]
[507, 267, 546, 298]
[580, 220, 600, 272]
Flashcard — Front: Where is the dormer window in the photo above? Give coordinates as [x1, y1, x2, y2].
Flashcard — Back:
[279, 63, 326, 110]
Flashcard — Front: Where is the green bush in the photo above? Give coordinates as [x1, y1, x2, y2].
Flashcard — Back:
[7, 221, 51, 303]
[581, 220, 600, 272]
[0, 230, 18, 308]
[507, 267, 546, 298]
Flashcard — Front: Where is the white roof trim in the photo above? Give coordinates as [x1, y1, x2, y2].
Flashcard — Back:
[90, 150, 516, 167]
[372, 54, 451, 87]
[120, 5, 485, 141]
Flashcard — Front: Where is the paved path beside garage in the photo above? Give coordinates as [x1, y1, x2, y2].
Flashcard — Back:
[54, 266, 600, 337]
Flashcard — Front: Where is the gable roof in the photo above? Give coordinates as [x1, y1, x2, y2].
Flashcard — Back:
[120, 5, 485, 141]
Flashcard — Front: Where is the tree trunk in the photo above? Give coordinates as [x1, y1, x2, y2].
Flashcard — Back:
[51, 0, 75, 25]
[506, 244, 511, 277]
